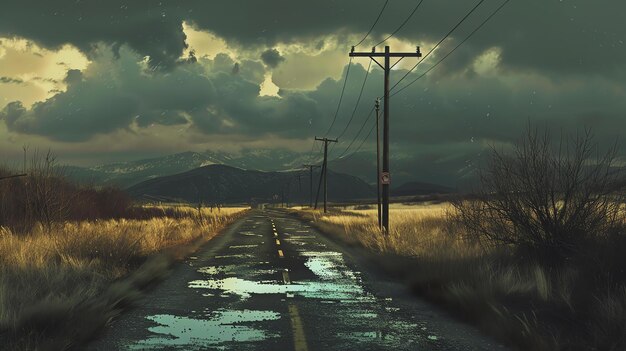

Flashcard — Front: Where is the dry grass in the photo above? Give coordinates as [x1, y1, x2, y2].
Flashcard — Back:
[311, 203, 470, 257]
[295, 203, 626, 350]
[0, 205, 247, 350]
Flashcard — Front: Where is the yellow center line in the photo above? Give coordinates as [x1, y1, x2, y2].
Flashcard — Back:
[288, 303, 309, 351]
[276, 239, 281, 246]
[282, 269, 291, 284]
[277, 249, 284, 258]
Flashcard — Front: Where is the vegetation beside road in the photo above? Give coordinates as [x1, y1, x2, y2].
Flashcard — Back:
[0, 154, 247, 350]
[295, 130, 626, 351]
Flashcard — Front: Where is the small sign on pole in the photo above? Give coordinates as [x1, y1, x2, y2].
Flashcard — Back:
[381, 172, 390, 185]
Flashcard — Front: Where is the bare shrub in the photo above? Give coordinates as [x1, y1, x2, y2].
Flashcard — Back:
[453, 128, 625, 260]
[0, 150, 71, 232]
[0, 150, 134, 233]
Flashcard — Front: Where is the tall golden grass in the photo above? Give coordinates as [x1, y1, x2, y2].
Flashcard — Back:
[296, 203, 626, 350]
[0, 205, 247, 349]
[310, 204, 470, 257]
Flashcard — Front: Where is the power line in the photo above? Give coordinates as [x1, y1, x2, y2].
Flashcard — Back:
[390, 0, 486, 92]
[305, 132, 323, 164]
[337, 118, 377, 161]
[335, 59, 373, 141]
[333, 106, 376, 160]
[324, 56, 354, 136]
[391, 0, 512, 97]
[374, 0, 426, 47]
[354, 0, 390, 47]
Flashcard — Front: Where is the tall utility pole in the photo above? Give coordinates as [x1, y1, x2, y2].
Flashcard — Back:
[350, 45, 422, 233]
[303, 164, 320, 208]
[375, 98, 382, 230]
[313, 137, 338, 213]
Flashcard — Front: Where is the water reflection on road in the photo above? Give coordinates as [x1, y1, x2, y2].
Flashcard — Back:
[130, 310, 280, 350]
[130, 214, 436, 350]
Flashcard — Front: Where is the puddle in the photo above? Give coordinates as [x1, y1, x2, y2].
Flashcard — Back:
[189, 277, 368, 301]
[335, 319, 420, 346]
[300, 251, 359, 283]
[229, 244, 259, 249]
[214, 254, 254, 259]
[284, 235, 313, 240]
[130, 310, 281, 350]
[304, 256, 343, 280]
[197, 265, 275, 277]
[239, 231, 262, 237]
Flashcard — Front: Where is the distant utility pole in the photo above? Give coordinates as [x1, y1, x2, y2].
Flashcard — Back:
[375, 98, 382, 230]
[313, 137, 338, 213]
[350, 45, 422, 233]
[303, 164, 321, 208]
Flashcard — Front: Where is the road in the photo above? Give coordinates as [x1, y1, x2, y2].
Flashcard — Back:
[89, 209, 505, 351]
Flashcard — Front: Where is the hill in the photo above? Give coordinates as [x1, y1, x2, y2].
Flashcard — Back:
[127, 164, 375, 204]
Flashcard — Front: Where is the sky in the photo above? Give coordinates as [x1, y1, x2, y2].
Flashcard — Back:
[0, 0, 624, 176]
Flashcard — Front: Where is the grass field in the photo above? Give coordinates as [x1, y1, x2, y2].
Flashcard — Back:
[0, 205, 247, 350]
[295, 203, 626, 351]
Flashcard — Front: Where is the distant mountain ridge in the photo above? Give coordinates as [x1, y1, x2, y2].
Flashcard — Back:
[65, 150, 310, 188]
[64, 149, 468, 191]
[127, 164, 375, 204]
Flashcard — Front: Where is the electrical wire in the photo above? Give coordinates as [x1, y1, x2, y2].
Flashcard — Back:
[391, 0, 511, 97]
[336, 59, 373, 141]
[337, 119, 377, 161]
[354, 0, 390, 47]
[390, 0, 486, 92]
[374, 0, 426, 47]
[333, 106, 376, 159]
[324, 56, 354, 136]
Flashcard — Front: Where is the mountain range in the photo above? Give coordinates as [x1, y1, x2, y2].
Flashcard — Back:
[64, 150, 310, 188]
[63, 149, 469, 194]
[127, 164, 375, 204]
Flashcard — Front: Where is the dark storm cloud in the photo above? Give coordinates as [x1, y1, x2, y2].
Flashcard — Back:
[63, 69, 83, 86]
[1, 1, 624, 75]
[3, 46, 625, 149]
[260, 49, 285, 68]
[0, 77, 24, 84]
[0, 48, 215, 141]
[0, 47, 321, 141]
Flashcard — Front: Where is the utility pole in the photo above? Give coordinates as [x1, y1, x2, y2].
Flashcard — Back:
[303, 164, 320, 208]
[350, 45, 422, 233]
[313, 137, 338, 213]
[375, 98, 382, 230]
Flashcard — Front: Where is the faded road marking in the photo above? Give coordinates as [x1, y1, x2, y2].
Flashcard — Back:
[282, 269, 291, 285]
[288, 303, 309, 351]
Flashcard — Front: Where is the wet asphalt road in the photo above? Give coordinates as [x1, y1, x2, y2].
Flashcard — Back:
[89, 209, 505, 351]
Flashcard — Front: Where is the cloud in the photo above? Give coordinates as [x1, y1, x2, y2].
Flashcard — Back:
[0, 45, 323, 141]
[1, 0, 624, 75]
[260, 48, 285, 68]
[0, 0, 625, 184]
[5, 46, 624, 151]
[63, 69, 82, 86]
[0, 76, 23, 84]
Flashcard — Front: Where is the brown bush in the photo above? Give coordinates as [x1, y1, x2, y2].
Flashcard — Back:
[0, 150, 132, 234]
[453, 128, 625, 261]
